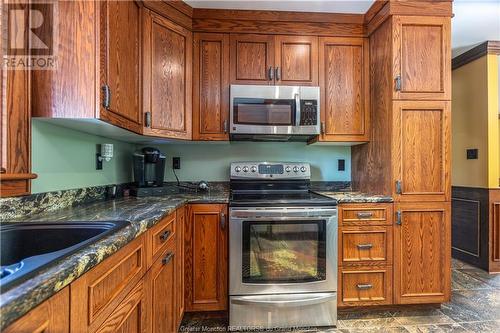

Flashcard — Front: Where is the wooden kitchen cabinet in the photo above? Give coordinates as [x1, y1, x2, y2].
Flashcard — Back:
[392, 16, 451, 100]
[274, 35, 318, 86]
[143, 9, 192, 139]
[392, 100, 451, 202]
[318, 37, 369, 142]
[230, 34, 275, 85]
[185, 204, 228, 311]
[394, 202, 451, 304]
[3, 287, 70, 333]
[193, 33, 230, 140]
[338, 266, 393, 307]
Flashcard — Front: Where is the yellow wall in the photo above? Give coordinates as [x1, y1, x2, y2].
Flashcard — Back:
[487, 54, 499, 188]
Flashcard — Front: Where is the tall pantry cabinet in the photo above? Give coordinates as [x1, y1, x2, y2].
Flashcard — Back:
[352, 11, 452, 304]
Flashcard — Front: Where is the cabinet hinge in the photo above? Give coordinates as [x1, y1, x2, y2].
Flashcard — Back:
[102, 84, 111, 109]
[395, 75, 402, 92]
[145, 112, 151, 128]
[395, 180, 402, 194]
[223, 120, 228, 134]
[396, 211, 402, 225]
[321, 122, 325, 135]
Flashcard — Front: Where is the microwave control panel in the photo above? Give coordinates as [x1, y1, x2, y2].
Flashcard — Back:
[300, 100, 318, 126]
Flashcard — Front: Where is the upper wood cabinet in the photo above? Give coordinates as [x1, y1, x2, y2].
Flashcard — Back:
[394, 202, 451, 304]
[99, 1, 143, 133]
[392, 16, 451, 100]
[143, 9, 192, 139]
[185, 204, 228, 312]
[230, 34, 318, 86]
[392, 101, 451, 202]
[318, 37, 369, 142]
[193, 33, 230, 140]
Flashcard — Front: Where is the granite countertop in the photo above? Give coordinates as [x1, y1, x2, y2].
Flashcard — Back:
[315, 191, 393, 203]
[0, 187, 228, 330]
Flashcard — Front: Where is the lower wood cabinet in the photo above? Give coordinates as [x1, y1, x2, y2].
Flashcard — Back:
[176, 206, 186, 326]
[185, 204, 228, 311]
[338, 266, 393, 307]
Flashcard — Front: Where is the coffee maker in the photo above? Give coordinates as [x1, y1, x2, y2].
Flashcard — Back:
[131, 147, 167, 196]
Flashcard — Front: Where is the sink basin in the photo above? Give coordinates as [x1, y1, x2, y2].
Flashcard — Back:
[0, 221, 129, 290]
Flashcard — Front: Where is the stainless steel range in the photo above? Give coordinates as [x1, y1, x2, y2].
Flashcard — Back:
[229, 162, 338, 330]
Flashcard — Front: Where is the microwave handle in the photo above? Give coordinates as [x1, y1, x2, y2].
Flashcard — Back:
[294, 93, 301, 126]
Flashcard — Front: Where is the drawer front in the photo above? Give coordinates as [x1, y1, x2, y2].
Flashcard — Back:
[149, 211, 176, 266]
[340, 226, 392, 265]
[340, 203, 393, 226]
[339, 266, 392, 306]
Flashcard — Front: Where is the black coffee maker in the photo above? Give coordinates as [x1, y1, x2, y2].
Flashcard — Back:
[131, 147, 167, 196]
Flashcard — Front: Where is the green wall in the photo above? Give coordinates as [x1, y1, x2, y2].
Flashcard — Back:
[31, 120, 136, 193]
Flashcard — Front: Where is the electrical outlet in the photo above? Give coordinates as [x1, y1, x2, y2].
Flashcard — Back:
[466, 149, 478, 160]
[173, 157, 181, 169]
[338, 159, 345, 171]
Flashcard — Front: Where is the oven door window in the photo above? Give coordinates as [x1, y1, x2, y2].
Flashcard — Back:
[242, 220, 326, 283]
[233, 98, 295, 126]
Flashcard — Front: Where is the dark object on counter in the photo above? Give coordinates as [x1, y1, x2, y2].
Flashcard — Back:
[175, 181, 210, 192]
[133, 147, 166, 187]
[130, 185, 170, 197]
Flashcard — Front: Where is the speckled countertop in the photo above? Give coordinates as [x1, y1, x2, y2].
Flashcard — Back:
[316, 191, 393, 203]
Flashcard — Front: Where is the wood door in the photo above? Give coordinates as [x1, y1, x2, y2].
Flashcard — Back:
[193, 33, 230, 140]
[176, 207, 186, 327]
[95, 279, 147, 333]
[100, 1, 143, 133]
[143, 10, 192, 139]
[392, 101, 450, 202]
[392, 16, 451, 100]
[185, 204, 228, 311]
[230, 34, 274, 85]
[319, 37, 369, 142]
[148, 240, 177, 333]
[275, 35, 318, 86]
[394, 202, 451, 304]
[3, 287, 69, 333]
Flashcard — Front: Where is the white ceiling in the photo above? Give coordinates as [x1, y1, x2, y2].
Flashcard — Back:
[185, 0, 500, 57]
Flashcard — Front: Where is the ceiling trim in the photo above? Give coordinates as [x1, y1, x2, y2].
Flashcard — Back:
[452, 41, 500, 70]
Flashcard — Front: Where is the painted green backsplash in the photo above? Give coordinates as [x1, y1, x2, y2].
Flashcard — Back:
[31, 120, 136, 193]
[155, 142, 351, 182]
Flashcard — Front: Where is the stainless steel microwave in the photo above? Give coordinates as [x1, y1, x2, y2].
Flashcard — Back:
[230, 85, 320, 141]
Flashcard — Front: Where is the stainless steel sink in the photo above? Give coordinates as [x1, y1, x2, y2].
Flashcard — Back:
[0, 221, 129, 290]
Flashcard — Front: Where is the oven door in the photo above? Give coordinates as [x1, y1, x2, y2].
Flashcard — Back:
[229, 207, 337, 295]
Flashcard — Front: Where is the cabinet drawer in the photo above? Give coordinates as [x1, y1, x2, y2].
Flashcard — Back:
[339, 226, 392, 265]
[339, 266, 392, 306]
[340, 203, 393, 226]
[148, 211, 176, 267]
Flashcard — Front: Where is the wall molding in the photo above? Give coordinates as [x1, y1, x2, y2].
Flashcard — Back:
[452, 41, 500, 70]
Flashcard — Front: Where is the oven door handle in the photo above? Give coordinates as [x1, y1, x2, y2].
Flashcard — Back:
[230, 293, 336, 308]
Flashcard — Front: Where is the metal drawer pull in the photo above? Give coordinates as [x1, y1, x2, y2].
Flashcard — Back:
[357, 243, 373, 250]
[357, 212, 373, 219]
[357, 283, 373, 290]
[162, 252, 174, 265]
[159, 230, 171, 242]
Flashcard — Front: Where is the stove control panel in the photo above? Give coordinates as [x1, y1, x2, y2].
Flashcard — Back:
[230, 162, 311, 180]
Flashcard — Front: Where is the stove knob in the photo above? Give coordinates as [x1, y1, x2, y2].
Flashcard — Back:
[293, 166, 299, 172]
[285, 166, 291, 172]
[251, 166, 257, 173]
[235, 166, 241, 173]
[300, 166, 307, 172]
[242, 166, 249, 173]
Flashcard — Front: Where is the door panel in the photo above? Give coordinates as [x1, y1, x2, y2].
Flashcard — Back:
[143, 10, 192, 139]
[193, 33, 230, 140]
[393, 16, 451, 100]
[394, 202, 451, 304]
[176, 207, 185, 327]
[230, 34, 274, 84]
[275, 35, 318, 86]
[393, 101, 450, 201]
[100, 1, 142, 133]
[319, 37, 369, 142]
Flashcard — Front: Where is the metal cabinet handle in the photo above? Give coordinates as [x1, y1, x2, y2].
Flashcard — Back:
[395, 180, 402, 194]
[357, 212, 373, 219]
[223, 120, 228, 134]
[102, 85, 111, 109]
[396, 211, 402, 225]
[220, 212, 226, 230]
[395, 75, 402, 91]
[357, 243, 373, 250]
[275, 67, 281, 81]
[294, 93, 301, 126]
[162, 252, 174, 265]
[159, 230, 171, 242]
[268, 66, 274, 80]
[357, 283, 373, 290]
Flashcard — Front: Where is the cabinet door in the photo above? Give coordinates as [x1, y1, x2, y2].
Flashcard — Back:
[392, 101, 450, 201]
[149, 240, 177, 333]
[100, 1, 143, 133]
[193, 33, 230, 140]
[230, 34, 274, 85]
[394, 202, 451, 304]
[319, 37, 369, 142]
[275, 35, 318, 86]
[176, 207, 186, 327]
[392, 16, 451, 100]
[96, 279, 147, 333]
[143, 10, 192, 139]
[3, 287, 69, 333]
[185, 204, 228, 311]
